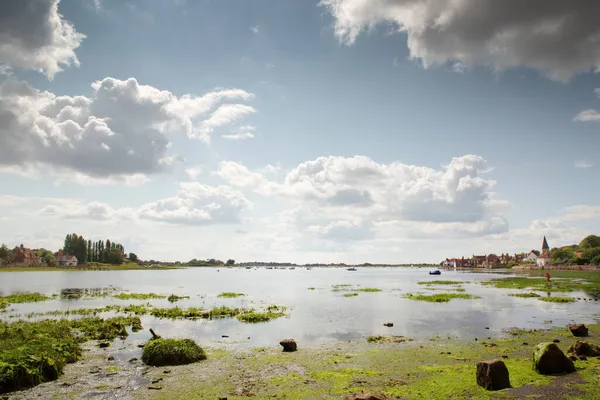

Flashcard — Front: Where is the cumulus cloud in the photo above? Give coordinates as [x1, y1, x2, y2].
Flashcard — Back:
[0, 78, 255, 183]
[218, 155, 509, 239]
[137, 182, 251, 225]
[321, 0, 600, 81]
[0, 0, 85, 78]
[184, 165, 203, 180]
[38, 182, 251, 226]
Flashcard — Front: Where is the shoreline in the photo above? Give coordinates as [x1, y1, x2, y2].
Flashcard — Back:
[6, 323, 600, 400]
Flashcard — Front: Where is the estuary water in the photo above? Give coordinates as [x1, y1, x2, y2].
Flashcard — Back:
[1, 267, 599, 348]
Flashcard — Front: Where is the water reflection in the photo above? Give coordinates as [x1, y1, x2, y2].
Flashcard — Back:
[1, 268, 599, 347]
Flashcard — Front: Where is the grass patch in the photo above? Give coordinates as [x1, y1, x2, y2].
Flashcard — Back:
[482, 271, 600, 299]
[366, 336, 413, 343]
[509, 292, 541, 298]
[141, 338, 206, 366]
[113, 293, 166, 300]
[236, 306, 287, 323]
[505, 328, 539, 336]
[417, 280, 463, 285]
[343, 293, 359, 297]
[0, 316, 140, 394]
[217, 292, 245, 298]
[308, 287, 316, 290]
[354, 288, 382, 293]
[403, 293, 478, 303]
[167, 294, 190, 303]
[0, 292, 50, 309]
[537, 296, 576, 303]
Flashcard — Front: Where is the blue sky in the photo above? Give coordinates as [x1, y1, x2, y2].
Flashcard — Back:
[0, 0, 599, 263]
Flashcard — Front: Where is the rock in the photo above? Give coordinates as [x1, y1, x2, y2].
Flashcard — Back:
[99, 341, 110, 348]
[569, 324, 589, 337]
[568, 340, 600, 357]
[107, 356, 114, 361]
[522, 342, 529, 346]
[280, 338, 297, 352]
[476, 360, 511, 391]
[148, 385, 162, 390]
[345, 393, 395, 400]
[383, 322, 393, 327]
[579, 355, 588, 361]
[163, 369, 171, 374]
[533, 343, 576, 375]
[137, 344, 145, 348]
[152, 378, 163, 384]
[222, 335, 229, 338]
[553, 339, 560, 343]
[129, 358, 138, 363]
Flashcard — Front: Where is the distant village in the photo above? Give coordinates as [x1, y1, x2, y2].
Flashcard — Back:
[441, 236, 599, 270]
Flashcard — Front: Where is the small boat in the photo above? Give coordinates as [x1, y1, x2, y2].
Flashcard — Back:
[347, 267, 357, 271]
[306, 267, 312, 270]
[429, 269, 441, 275]
[289, 267, 295, 270]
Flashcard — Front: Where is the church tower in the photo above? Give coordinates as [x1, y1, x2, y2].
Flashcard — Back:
[542, 236, 549, 253]
[537, 236, 552, 269]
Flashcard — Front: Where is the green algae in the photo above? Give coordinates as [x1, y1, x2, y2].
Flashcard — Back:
[481, 271, 600, 298]
[509, 292, 541, 298]
[113, 293, 166, 300]
[354, 288, 382, 293]
[167, 294, 190, 303]
[538, 296, 576, 303]
[308, 287, 316, 290]
[404, 293, 479, 302]
[366, 336, 413, 343]
[0, 316, 141, 394]
[0, 292, 50, 310]
[142, 338, 206, 366]
[418, 280, 464, 285]
[236, 306, 287, 323]
[344, 293, 359, 297]
[217, 292, 245, 298]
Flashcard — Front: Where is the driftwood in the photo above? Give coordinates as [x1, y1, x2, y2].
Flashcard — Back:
[149, 328, 161, 339]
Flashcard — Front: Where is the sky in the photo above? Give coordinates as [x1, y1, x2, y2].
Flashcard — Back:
[0, 0, 599, 264]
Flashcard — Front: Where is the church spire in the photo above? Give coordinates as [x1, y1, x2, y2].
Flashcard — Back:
[542, 236, 549, 251]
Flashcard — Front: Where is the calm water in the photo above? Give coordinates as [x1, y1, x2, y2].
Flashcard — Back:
[1, 268, 599, 348]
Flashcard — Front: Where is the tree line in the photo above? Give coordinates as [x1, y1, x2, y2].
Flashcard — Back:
[552, 235, 600, 266]
[63, 233, 126, 265]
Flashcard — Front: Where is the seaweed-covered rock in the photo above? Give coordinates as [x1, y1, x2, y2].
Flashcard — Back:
[569, 324, 588, 337]
[568, 340, 600, 357]
[532, 342, 575, 375]
[279, 338, 297, 352]
[476, 359, 511, 390]
[346, 393, 395, 400]
[141, 338, 206, 366]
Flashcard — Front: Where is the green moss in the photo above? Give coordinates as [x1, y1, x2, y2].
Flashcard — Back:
[217, 292, 245, 298]
[308, 287, 316, 290]
[509, 292, 541, 298]
[538, 296, 576, 303]
[417, 280, 464, 285]
[344, 293, 359, 297]
[0, 316, 140, 394]
[404, 293, 478, 302]
[481, 271, 600, 297]
[167, 294, 190, 303]
[505, 328, 539, 336]
[354, 288, 382, 293]
[113, 293, 166, 300]
[141, 338, 206, 366]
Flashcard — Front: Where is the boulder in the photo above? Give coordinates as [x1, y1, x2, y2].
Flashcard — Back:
[569, 324, 589, 337]
[533, 343, 576, 375]
[568, 341, 600, 357]
[345, 393, 394, 400]
[279, 339, 297, 352]
[476, 360, 511, 390]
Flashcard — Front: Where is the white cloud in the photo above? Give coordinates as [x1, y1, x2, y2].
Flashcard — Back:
[0, 78, 254, 183]
[575, 88, 600, 122]
[218, 155, 510, 241]
[574, 160, 594, 168]
[184, 165, 203, 180]
[137, 182, 251, 226]
[321, 0, 600, 82]
[40, 201, 133, 221]
[0, 0, 85, 79]
[251, 25, 260, 34]
[222, 125, 256, 140]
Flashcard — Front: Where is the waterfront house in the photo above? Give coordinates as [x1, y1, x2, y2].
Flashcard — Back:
[12, 244, 40, 266]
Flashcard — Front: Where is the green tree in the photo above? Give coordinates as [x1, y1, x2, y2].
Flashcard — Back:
[579, 235, 600, 249]
[582, 247, 600, 261]
[591, 255, 600, 266]
[552, 247, 574, 265]
[41, 250, 56, 266]
[226, 259, 235, 265]
[128, 253, 139, 263]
